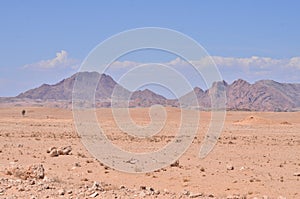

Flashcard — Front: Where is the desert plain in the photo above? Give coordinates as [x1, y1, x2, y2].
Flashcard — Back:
[0, 107, 299, 198]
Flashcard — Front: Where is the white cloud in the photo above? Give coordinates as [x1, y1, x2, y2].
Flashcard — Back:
[208, 56, 300, 83]
[167, 57, 188, 66]
[105, 55, 300, 84]
[287, 57, 300, 69]
[210, 56, 299, 69]
[109, 60, 140, 69]
[107, 55, 300, 70]
[165, 56, 299, 70]
[23, 50, 79, 70]
[23, 52, 300, 72]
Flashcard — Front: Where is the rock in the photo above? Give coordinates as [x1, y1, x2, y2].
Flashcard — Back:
[226, 165, 234, 170]
[239, 166, 245, 171]
[126, 158, 138, 164]
[293, 172, 300, 176]
[17, 185, 25, 192]
[49, 149, 59, 157]
[57, 149, 64, 155]
[139, 191, 146, 197]
[47, 147, 57, 153]
[8, 166, 26, 179]
[170, 160, 180, 167]
[81, 178, 89, 182]
[58, 189, 65, 195]
[28, 164, 45, 179]
[28, 179, 35, 185]
[48, 146, 72, 156]
[62, 146, 72, 155]
[182, 190, 190, 196]
[89, 192, 99, 198]
[5, 170, 13, 176]
[119, 185, 126, 189]
[43, 184, 50, 189]
[43, 176, 53, 183]
[147, 187, 154, 192]
[5, 164, 44, 180]
[190, 193, 203, 198]
[92, 181, 103, 191]
[140, 185, 146, 190]
[163, 189, 169, 194]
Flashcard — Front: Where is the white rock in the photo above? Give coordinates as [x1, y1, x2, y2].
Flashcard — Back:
[47, 147, 57, 153]
[293, 172, 300, 176]
[182, 190, 190, 196]
[92, 181, 102, 191]
[58, 189, 65, 195]
[62, 146, 72, 155]
[49, 149, 59, 157]
[226, 165, 234, 170]
[17, 186, 25, 192]
[89, 192, 99, 198]
[139, 191, 146, 197]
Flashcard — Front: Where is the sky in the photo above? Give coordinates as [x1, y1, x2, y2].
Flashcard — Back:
[0, 0, 300, 97]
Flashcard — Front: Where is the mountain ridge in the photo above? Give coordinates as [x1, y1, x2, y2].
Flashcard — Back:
[1, 72, 300, 111]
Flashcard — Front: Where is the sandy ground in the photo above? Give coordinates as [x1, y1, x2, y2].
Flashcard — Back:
[0, 107, 299, 198]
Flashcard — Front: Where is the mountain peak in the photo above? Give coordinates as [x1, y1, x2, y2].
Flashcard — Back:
[6, 73, 300, 111]
[212, 80, 228, 88]
[193, 87, 204, 93]
[231, 79, 250, 86]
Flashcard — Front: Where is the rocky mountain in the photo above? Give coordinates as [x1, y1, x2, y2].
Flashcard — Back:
[17, 72, 118, 101]
[130, 89, 167, 107]
[15, 72, 168, 108]
[1, 72, 300, 111]
[228, 79, 300, 111]
[181, 79, 300, 111]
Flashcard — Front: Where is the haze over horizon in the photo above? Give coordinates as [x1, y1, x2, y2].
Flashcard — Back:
[1, 1, 300, 97]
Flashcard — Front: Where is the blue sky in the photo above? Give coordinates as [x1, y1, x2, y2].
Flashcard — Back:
[0, 1, 300, 97]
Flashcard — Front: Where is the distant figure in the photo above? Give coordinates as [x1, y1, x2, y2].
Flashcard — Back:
[22, 110, 26, 117]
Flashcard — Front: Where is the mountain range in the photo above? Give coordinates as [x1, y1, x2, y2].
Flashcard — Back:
[1, 72, 300, 111]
